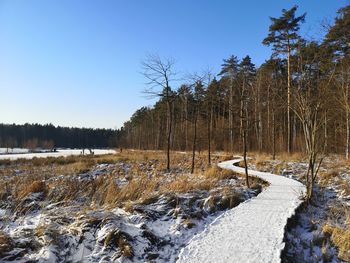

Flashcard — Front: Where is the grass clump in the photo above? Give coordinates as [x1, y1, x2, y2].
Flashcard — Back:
[0, 231, 12, 256]
[18, 180, 47, 199]
[204, 166, 237, 180]
[323, 223, 350, 262]
[319, 170, 339, 185]
[160, 175, 214, 193]
[35, 224, 61, 246]
[104, 229, 134, 259]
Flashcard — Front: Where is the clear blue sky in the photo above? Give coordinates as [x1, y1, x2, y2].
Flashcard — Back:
[0, 0, 347, 129]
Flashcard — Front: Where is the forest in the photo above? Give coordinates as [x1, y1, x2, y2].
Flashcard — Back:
[0, 123, 119, 149]
[119, 5, 349, 159]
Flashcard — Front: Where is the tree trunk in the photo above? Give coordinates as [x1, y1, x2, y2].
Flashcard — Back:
[191, 109, 198, 174]
[324, 113, 328, 153]
[240, 99, 244, 151]
[166, 100, 172, 171]
[267, 84, 271, 152]
[272, 110, 276, 160]
[346, 83, 349, 159]
[229, 80, 234, 152]
[207, 104, 213, 166]
[287, 46, 292, 153]
[243, 129, 250, 188]
[185, 98, 189, 150]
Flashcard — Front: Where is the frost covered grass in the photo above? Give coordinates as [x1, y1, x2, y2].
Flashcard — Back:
[0, 150, 262, 262]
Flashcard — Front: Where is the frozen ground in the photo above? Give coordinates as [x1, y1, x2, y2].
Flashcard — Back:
[0, 153, 263, 262]
[0, 149, 116, 160]
[177, 159, 306, 263]
[2, 153, 347, 262]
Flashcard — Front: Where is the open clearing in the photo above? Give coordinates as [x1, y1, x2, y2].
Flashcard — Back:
[0, 149, 116, 160]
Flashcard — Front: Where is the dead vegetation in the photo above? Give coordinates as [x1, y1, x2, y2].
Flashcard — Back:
[319, 170, 339, 185]
[1, 150, 262, 213]
[0, 231, 13, 256]
[1, 150, 267, 262]
[204, 166, 238, 180]
[323, 223, 350, 262]
[103, 229, 134, 259]
[17, 180, 47, 199]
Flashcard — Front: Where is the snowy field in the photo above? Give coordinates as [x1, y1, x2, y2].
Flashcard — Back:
[0, 152, 264, 262]
[0, 148, 29, 154]
[1, 152, 348, 262]
[0, 149, 116, 160]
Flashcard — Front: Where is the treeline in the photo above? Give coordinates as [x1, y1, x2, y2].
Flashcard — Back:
[0, 123, 119, 149]
[119, 5, 350, 158]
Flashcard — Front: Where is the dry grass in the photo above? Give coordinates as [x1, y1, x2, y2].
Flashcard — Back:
[249, 151, 305, 163]
[319, 170, 339, 185]
[323, 223, 350, 262]
[0, 159, 11, 166]
[17, 180, 47, 199]
[220, 154, 234, 161]
[251, 152, 272, 164]
[104, 230, 134, 258]
[1, 150, 250, 213]
[160, 175, 214, 193]
[319, 169, 350, 197]
[0, 231, 12, 256]
[35, 223, 61, 246]
[332, 155, 350, 168]
[219, 187, 242, 209]
[104, 179, 120, 205]
[340, 182, 350, 197]
[204, 166, 238, 180]
[276, 151, 306, 162]
[111, 177, 158, 204]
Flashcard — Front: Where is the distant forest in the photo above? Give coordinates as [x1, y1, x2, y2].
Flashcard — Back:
[0, 123, 120, 149]
[118, 4, 350, 159]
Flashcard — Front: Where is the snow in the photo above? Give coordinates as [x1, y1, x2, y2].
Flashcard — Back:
[0, 148, 29, 154]
[0, 149, 116, 160]
[177, 159, 306, 263]
[0, 159, 257, 263]
[0, 209, 6, 217]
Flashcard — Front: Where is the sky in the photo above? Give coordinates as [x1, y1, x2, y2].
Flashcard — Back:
[0, 0, 348, 129]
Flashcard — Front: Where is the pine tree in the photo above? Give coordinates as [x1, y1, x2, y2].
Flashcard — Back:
[238, 56, 256, 187]
[263, 5, 306, 153]
[218, 55, 239, 152]
[324, 5, 350, 57]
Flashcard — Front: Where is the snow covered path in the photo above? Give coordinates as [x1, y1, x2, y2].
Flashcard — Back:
[177, 159, 306, 263]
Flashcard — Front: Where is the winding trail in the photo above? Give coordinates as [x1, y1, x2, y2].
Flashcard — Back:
[177, 159, 306, 263]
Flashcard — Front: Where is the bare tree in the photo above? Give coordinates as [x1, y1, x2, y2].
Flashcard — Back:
[186, 72, 207, 173]
[335, 58, 350, 159]
[293, 84, 328, 199]
[293, 42, 334, 199]
[142, 54, 176, 171]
